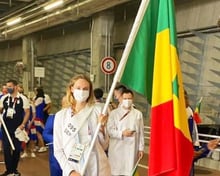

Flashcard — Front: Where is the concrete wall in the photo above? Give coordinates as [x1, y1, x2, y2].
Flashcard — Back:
[0, 42, 22, 61]
[1, 0, 220, 59]
[176, 0, 220, 31]
[0, 0, 220, 171]
[36, 20, 91, 56]
[0, 0, 220, 117]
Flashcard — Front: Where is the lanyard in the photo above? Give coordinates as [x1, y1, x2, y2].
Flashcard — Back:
[119, 111, 130, 121]
[7, 96, 18, 109]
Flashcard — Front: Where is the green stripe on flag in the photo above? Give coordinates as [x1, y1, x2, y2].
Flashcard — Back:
[120, 0, 160, 104]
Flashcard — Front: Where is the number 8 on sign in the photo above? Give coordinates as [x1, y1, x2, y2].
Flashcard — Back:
[101, 57, 117, 75]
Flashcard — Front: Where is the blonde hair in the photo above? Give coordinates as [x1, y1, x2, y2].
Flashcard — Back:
[61, 95, 70, 108]
[66, 74, 95, 109]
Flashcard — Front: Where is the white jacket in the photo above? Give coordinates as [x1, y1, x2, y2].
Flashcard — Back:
[107, 106, 145, 175]
[53, 104, 111, 176]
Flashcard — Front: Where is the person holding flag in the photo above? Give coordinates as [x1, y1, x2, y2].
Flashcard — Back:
[53, 74, 111, 176]
[0, 80, 30, 176]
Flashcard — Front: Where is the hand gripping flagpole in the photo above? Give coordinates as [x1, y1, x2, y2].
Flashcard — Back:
[0, 114, 15, 150]
[80, 0, 150, 175]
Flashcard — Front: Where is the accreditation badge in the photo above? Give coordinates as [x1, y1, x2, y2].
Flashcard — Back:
[6, 108, 14, 119]
[68, 143, 85, 163]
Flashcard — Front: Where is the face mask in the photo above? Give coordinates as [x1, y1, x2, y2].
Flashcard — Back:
[122, 99, 133, 108]
[73, 89, 89, 103]
[7, 88, 14, 94]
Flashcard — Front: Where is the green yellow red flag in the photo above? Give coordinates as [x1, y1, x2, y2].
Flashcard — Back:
[120, 0, 194, 175]
[120, 0, 159, 103]
[193, 97, 203, 124]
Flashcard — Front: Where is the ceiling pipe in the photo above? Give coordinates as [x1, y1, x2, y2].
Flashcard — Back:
[1, 0, 93, 34]
[177, 25, 220, 38]
[0, 0, 75, 23]
[0, 4, 57, 30]
[0, 1, 37, 21]
[0, 0, 130, 41]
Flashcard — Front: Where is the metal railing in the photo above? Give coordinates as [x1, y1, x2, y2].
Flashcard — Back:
[138, 126, 220, 170]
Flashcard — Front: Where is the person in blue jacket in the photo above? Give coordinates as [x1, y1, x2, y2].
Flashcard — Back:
[43, 96, 68, 176]
[43, 114, 62, 176]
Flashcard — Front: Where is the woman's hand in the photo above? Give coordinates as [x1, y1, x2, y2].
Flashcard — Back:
[69, 170, 81, 176]
[98, 114, 108, 126]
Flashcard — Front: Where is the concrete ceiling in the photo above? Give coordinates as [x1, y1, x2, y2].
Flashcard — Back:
[0, 0, 192, 42]
[0, 0, 131, 42]
[0, 0, 36, 16]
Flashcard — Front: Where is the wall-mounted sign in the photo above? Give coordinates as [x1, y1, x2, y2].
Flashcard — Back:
[34, 67, 45, 78]
[101, 57, 117, 75]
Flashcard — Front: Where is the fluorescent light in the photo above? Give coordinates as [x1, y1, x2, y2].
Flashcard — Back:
[44, 0, 64, 11]
[6, 17, 22, 26]
[2, 31, 6, 35]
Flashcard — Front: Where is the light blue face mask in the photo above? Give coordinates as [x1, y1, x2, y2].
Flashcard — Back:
[7, 88, 14, 94]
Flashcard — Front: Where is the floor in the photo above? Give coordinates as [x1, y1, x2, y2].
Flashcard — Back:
[0, 151, 50, 176]
[137, 154, 220, 176]
[0, 151, 220, 176]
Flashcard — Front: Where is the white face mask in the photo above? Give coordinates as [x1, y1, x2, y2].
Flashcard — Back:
[122, 99, 133, 108]
[73, 89, 89, 103]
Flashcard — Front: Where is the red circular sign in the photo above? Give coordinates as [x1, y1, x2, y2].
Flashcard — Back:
[101, 57, 117, 74]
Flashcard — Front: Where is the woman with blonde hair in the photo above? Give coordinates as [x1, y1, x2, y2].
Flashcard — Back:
[53, 74, 110, 176]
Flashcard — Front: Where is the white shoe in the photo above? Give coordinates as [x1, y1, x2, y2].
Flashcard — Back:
[33, 146, 39, 152]
[31, 152, 36, 157]
[38, 147, 47, 153]
[20, 152, 28, 158]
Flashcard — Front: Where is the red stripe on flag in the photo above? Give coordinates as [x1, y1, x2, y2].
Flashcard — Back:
[149, 100, 193, 176]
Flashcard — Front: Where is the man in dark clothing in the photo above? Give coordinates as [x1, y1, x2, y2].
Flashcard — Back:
[0, 80, 30, 176]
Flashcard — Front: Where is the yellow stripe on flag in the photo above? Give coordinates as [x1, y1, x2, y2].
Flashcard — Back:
[152, 29, 172, 107]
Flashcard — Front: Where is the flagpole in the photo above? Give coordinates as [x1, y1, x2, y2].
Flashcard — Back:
[0, 114, 15, 150]
[81, 0, 150, 175]
[103, 0, 151, 115]
[130, 157, 142, 176]
[199, 97, 203, 103]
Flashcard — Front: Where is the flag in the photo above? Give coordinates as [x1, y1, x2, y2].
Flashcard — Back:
[193, 97, 203, 124]
[120, 0, 157, 103]
[132, 169, 139, 176]
[120, 0, 194, 175]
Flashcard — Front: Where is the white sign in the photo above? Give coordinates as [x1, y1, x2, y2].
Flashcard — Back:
[34, 67, 45, 78]
[101, 57, 117, 75]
